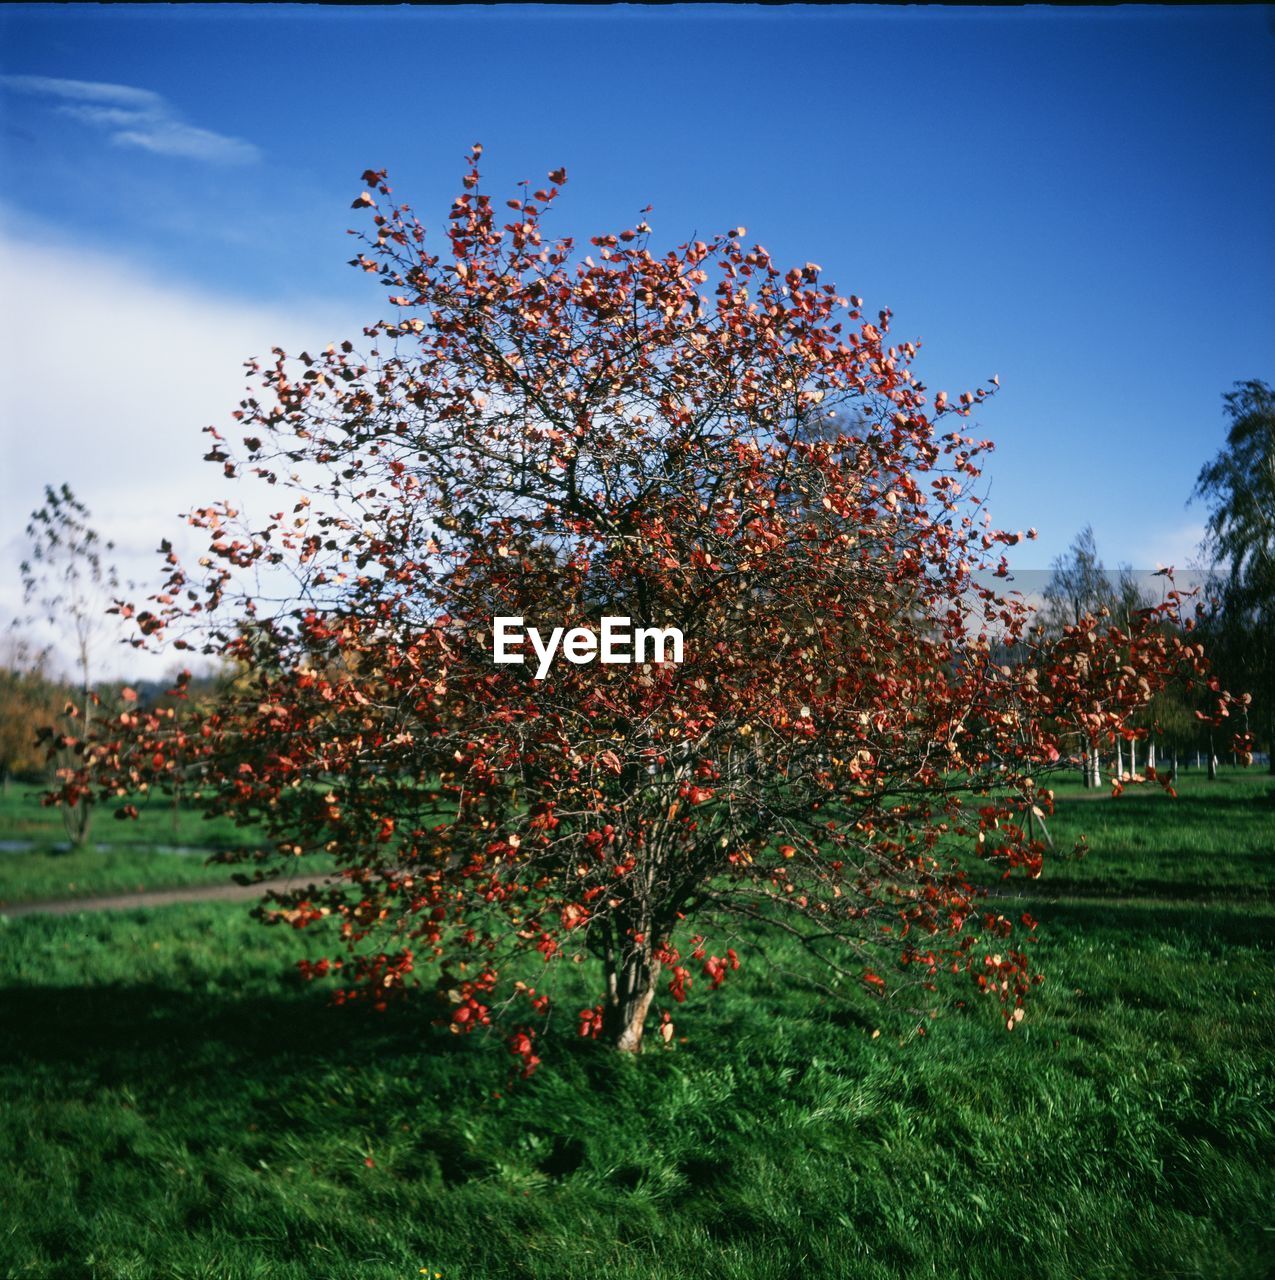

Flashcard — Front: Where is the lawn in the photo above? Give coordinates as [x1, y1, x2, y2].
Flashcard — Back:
[0, 769, 1271, 1278]
[0, 784, 270, 908]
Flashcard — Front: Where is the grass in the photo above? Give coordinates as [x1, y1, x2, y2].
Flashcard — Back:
[1036, 774, 1275, 902]
[0, 782, 262, 850]
[0, 785, 269, 907]
[0, 770, 1271, 1278]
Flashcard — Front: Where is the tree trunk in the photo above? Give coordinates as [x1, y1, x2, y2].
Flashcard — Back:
[80, 800, 93, 846]
[1148, 740, 1156, 771]
[1207, 733, 1217, 781]
[64, 796, 93, 848]
[604, 937, 661, 1053]
[1115, 740, 1124, 781]
[64, 672, 95, 847]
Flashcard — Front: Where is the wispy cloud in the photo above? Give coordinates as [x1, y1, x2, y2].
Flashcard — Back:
[0, 74, 260, 164]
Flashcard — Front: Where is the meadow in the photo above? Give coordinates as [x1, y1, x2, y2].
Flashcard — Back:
[0, 769, 1271, 1279]
[0, 786, 262, 907]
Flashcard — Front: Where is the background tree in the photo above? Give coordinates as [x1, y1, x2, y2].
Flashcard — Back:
[1192, 379, 1275, 773]
[1108, 568, 1168, 781]
[0, 637, 63, 794]
[21, 484, 121, 845]
[1041, 526, 1110, 631]
[1142, 682, 1197, 779]
[1041, 526, 1104, 785]
[58, 154, 1235, 1063]
[1041, 528, 1126, 786]
[1039, 532, 1202, 787]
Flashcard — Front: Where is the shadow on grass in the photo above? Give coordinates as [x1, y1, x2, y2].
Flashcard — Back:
[0, 975, 740, 1212]
[1031, 874, 1275, 902]
[1063, 784, 1275, 809]
[0, 977, 668, 1118]
[0, 981, 464, 1084]
[1037, 898, 1275, 948]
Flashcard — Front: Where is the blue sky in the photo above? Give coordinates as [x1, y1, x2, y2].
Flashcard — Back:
[2, 4, 1273, 673]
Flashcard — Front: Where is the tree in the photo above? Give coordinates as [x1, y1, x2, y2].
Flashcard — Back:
[57, 152, 1236, 1063]
[1192, 379, 1275, 773]
[1039, 529, 1156, 787]
[1041, 526, 1109, 786]
[1041, 526, 1109, 631]
[21, 484, 121, 845]
[0, 639, 62, 794]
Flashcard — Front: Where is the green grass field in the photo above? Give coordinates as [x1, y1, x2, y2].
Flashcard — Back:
[0, 769, 1271, 1278]
[0, 785, 267, 907]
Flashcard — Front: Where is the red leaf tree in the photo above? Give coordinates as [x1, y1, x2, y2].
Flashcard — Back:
[65, 150, 1238, 1060]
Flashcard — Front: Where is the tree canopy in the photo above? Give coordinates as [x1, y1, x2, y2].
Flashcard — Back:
[1192, 379, 1275, 769]
[52, 152, 1242, 1062]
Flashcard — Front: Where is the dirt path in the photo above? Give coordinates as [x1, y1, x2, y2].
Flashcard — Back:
[0, 876, 325, 919]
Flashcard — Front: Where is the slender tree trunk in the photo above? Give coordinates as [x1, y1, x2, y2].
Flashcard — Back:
[66, 660, 94, 848]
[1148, 740, 1156, 771]
[1115, 740, 1124, 780]
[1207, 733, 1217, 781]
[62, 797, 93, 846]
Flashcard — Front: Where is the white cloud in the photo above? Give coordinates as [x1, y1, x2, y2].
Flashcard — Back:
[0, 75, 163, 110]
[1126, 521, 1210, 572]
[110, 121, 260, 165]
[0, 74, 260, 165]
[0, 227, 365, 679]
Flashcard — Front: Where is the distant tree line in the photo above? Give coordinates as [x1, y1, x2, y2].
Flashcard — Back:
[1192, 379, 1274, 775]
[1040, 378, 1273, 781]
